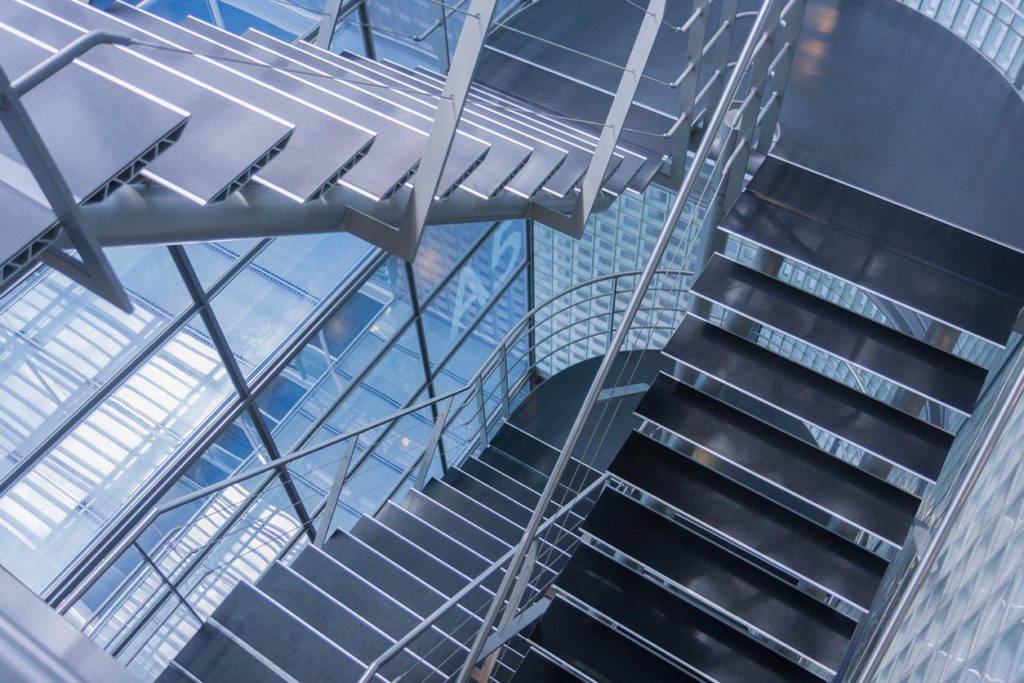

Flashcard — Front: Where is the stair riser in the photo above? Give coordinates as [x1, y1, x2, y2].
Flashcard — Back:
[691, 294, 967, 432]
[717, 233, 1004, 368]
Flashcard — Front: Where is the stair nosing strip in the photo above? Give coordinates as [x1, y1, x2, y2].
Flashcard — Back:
[689, 285, 971, 418]
[451, 468, 535, 514]
[638, 404, 904, 552]
[718, 223, 1009, 348]
[580, 538, 838, 678]
[607, 476, 871, 615]
[661, 347, 940, 482]
[206, 616, 303, 683]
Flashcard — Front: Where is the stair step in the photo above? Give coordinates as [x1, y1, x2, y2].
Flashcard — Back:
[351, 515, 488, 603]
[410, 483, 520, 551]
[234, 27, 495, 199]
[154, 663, 200, 683]
[692, 254, 987, 415]
[557, 544, 821, 683]
[441, 468, 533, 526]
[510, 649, 584, 683]
[209, 581, 366, 681]
[275, 44, 539, 200]
[610, 432, 888, 612]
[637, 374, 920, 547]
[531, 597, 700, 682]
[0, 10, 189, 204]
[288, 546, 465, 674]
[258, 563, 390, 659]
[749, 156, 1024, 301]
[101, 1, 385, 200]
[489, 423, 598, 489]
[1, 0, 288, 205]
[583, 490, 857, 674]
[340, 52, 575, 198]
[490, 426, 562, 475]
[172, 622, 283, 683]
[460, 457, 542, 508]
[719, 191, 1021, 346]
[377, 501, 492, 577]
[477, 43, 674, 160]
[666, 315, 953, 482]
[320, 529, 482, 641]
[172, 15, 485, 199]
[414, 63, 660, 194]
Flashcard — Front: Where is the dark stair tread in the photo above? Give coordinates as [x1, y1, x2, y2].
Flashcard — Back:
[583, 491, 857, 672]
[530, 598, 700, 683]
[693, 254, 987, 413]
[377, 501, 492, 577]
[319, 530, 482, 651]
[490, 425, 562, 474]
[257, 564, 443, 681]
[351, 516, 481, 599]
[210, 582, 366, 681]
[155, 663, 200, 683]
[461, 457, 542, 508]
[610, 432, 889, 611]
[557, 544, 821, 683]
[637, 374, 920, 546]
[749, 156, 1024, 301]
[172, 623, 283, 683]
[419, 479, 524, 548]
[719, 191, 1021, 345]
[409, 483, 520, 551]
[666, 316, 953, 481]
[442, 468, 533, 526]
[510, 649, 585, 683]
[288, 547, 464, 672]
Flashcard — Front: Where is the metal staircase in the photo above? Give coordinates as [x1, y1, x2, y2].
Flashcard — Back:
[509, 155, 1024, 682]
[154, 423, 600, 683]
[0, 0, 663, 304]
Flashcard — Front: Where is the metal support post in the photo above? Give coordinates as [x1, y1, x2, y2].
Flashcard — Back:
[0, 50, 133, 311]
[169, 246, 317, 542]
[314, 437, 360, 547]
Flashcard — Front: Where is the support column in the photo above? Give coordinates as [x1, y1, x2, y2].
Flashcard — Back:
[169, 246, 316, 541]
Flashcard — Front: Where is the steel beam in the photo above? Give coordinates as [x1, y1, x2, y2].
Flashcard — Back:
[74, 184, 608, 249]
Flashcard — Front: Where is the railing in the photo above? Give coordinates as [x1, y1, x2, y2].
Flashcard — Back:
[417, 0, 804, 679]
[904, 0, 1024, 94]
[60, 267, 691, 680]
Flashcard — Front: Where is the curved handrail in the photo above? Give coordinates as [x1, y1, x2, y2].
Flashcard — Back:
[61, 267, 691, 626]
[453, 0, 796, 680]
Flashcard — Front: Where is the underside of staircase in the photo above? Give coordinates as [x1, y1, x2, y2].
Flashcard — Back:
[0, 0, 663, 299]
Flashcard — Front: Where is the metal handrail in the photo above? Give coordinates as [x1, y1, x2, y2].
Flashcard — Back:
[67, 267, 692, 661]
[356, 472, 610, 683]
[455, 0, 792, 678]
